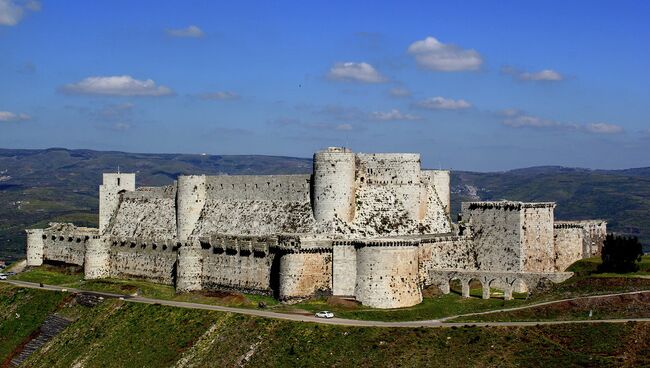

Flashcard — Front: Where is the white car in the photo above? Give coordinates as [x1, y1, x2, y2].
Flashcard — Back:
[0, 275, 6, 280]
[315, 311, 334, 319]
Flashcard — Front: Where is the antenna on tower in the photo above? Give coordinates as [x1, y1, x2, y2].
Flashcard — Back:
[117, 165, 120, 174]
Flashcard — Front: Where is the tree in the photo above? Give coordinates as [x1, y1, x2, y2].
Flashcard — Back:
[598, 234, 643, 273]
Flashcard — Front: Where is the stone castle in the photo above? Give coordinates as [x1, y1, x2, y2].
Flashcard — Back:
[25, 148, 607, 308]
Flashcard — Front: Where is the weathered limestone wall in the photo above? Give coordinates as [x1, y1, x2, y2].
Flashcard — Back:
[521, 206, 555, 272]
[332, 243, 356, 296]
[40, 224, 98, 266]
[553, 224, 584, 272]
[194, 200, 315, 236]
[200, 248, 275, 295]
[109, 241, 178, 284]
[278, 251, 332, 300]
[423, 170, 451, 216]
[84, 236, 110, 279]
[25, 229, 44, 266]
[557, 220, 607, 257]
[205, 175, 311, 202]
[356, 153, 423, 222]
[99, 173, 135, 234]
[418, 236, 476, 285]
[43, 236, 86, 266]
[354, 244, 421, 308]
[581, 221, 607, 257]
[461, 202, 524, 271]
[177, 175, 207, 242]
[312, 148, 356, 223]
[109, 186, 177, 240]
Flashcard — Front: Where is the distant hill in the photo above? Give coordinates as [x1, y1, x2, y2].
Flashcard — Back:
[1, 148, 648, 262]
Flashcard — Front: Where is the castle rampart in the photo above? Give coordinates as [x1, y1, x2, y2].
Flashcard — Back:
[24, 148, 605, 309]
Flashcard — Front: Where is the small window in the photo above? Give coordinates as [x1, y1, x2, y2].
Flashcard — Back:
[117, 177, 121, 186]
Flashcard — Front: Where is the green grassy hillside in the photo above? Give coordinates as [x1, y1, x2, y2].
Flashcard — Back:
[0, 285, 647, 368]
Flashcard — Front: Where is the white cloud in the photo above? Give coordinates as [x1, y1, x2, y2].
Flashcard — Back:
[335, 123, 353, 131]
[61, 75, 173, 96]
[0, 110, 30, 122]
[166, 25, 204, 38]
[389, 87, 411, 97]
[407, 36, 482, 71]
[415, 96, 471, 110]
[500, 109, 623, 134]
[198, 91, 240, 100]
[583, 123, 624, 134]
[0, 0, 40, 26]
[502, 66, 564, 81]
[370, 109, 421, 121]
[327, 62, 386, 83]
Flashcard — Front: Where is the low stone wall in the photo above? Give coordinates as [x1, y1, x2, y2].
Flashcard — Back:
[109, 240, 178, 285]
[418, 235, 476, 284]
[554, 224, 584, 271]
[201, 248, 276, 295]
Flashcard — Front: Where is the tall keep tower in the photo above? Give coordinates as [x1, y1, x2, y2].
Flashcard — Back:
[312, 147, 356, 223]
[99, 173, 135, 234]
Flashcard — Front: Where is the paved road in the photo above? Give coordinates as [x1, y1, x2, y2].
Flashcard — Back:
[3, 279, 649, 328]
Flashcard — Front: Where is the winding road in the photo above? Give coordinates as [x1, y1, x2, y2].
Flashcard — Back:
[3, 279, 649, 328]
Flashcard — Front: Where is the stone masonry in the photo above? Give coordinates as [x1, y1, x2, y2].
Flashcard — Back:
[25, 148, 606, 309]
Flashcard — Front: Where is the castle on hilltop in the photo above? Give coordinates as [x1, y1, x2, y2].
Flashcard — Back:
[25, 148, 607, 308]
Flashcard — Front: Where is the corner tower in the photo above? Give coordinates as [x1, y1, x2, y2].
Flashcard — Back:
[99, 173, 135, 234]
[312, 147, 356, 223]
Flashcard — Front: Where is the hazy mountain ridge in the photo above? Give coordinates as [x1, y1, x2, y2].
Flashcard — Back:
[0, 148, 648, 262]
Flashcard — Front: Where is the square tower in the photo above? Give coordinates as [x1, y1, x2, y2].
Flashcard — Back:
[99, 173, 135, 234]
[461, 201, 555, 272]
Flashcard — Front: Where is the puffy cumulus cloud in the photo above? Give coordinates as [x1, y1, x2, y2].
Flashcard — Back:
[415, 96, 471, 110]
[166, 25, 204, 38]
[500, 109, 623, 134]
[407, 36, 482, 71]
[583, 123, 624, 134]
[0, 0, 40, 26]
[501, 66, 564, 82]
[0, 110, 30, 122]
[389, 87, 411, 97]
[60, 76, 173, 96]
[327, 62, 386, 83]
[197, 91, 240, 100]
[370, 109, 421, 121]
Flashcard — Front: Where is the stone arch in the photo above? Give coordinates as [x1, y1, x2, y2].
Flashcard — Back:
[448, 276, 464, 296]
[466, 277, 483, 298]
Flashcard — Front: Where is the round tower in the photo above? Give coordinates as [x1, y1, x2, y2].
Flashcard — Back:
[176, 241, 203, 292]
[25, 229, 44, 267]
[176, 175, 207, 242]
[312, 147, 356, 223]
[84, 236, 110, 279]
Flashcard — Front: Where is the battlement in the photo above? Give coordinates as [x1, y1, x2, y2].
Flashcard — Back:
[464, 201, 556, 210]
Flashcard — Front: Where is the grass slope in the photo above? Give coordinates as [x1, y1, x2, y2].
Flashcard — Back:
[0, 286, 644, 368]
[0, 284, 66, 363]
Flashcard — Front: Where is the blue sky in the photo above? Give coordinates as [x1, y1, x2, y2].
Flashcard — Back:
[1, 1, 649, 171]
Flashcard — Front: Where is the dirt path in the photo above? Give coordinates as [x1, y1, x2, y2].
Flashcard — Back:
[3, 279, 649, 328]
